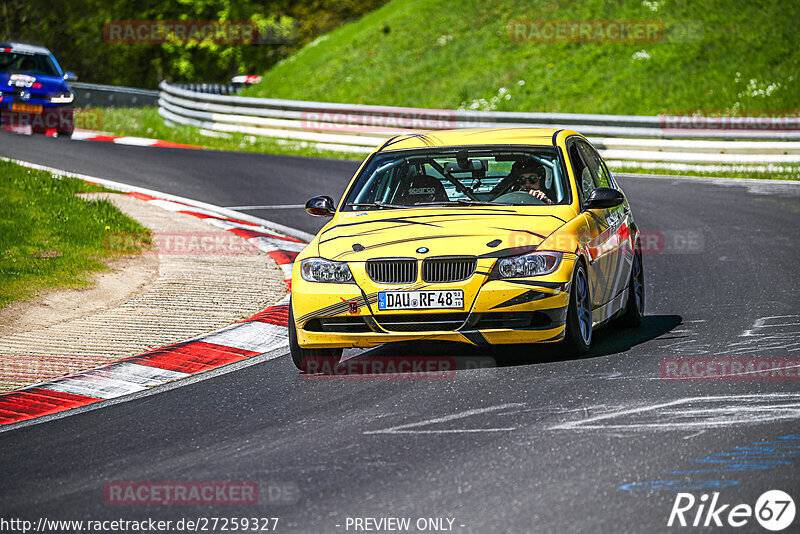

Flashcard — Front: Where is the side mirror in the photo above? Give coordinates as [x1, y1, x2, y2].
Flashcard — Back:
[306, 195, 336, 216]
[585, 187, 624, 209]
[63, 72, 78, 82]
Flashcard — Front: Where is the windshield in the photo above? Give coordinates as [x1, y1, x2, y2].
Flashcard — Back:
[0, 51, 61, 77]
[342, 147, 569, 210]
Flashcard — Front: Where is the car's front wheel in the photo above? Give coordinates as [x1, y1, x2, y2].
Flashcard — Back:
[562, 261, 592, 356]
[288, 300, 342, 374]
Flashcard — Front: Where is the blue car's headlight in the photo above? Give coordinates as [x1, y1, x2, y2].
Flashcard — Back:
[300, 258, 354, 283]
[50, 93, 74, 104]
[497, 251, 562, 278]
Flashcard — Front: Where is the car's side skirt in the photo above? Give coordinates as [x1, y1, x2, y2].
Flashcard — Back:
[592, 287, 628, 328]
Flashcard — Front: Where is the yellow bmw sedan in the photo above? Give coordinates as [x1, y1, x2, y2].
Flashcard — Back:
[289, 128, 644, 372]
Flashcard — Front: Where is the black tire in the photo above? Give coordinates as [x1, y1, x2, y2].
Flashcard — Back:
[562, 261, 592, 356]
[57, 109, 75, 136]
[288, 300, 342, 374]
[615, 246, 644, 328]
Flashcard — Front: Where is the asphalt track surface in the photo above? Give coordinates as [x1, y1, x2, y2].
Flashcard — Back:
[1, 132, 799, 533]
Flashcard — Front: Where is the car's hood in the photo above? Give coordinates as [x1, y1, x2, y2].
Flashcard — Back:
[0, 72, 68, 96]
[316, 206, 577, 261]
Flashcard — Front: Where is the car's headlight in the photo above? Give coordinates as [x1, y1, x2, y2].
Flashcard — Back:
[497, 251, 562, 278]
[300, 258, 354, 283]
[50, 93, 74, 104]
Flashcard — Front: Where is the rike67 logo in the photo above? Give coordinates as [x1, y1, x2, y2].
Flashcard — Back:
[668, 490, 795, 531]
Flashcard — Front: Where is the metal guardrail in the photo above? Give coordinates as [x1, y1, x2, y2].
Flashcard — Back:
[158, 81, 800, 167]
[71, 82, 159, 108]
[170, 83, 241, 95]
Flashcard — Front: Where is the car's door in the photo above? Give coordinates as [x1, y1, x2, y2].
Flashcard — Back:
[575, 139, 634, 309]
[568, 138, 611, 308]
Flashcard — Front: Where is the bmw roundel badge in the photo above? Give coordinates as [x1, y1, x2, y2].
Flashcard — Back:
[416, 247, 429, 254]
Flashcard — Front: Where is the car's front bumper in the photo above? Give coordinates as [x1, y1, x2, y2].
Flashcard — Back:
[0, 97, 74, 132]
[292, 254, 576, 348]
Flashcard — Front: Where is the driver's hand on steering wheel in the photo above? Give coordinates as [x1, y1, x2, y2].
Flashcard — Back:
[529, 189, 553, 204]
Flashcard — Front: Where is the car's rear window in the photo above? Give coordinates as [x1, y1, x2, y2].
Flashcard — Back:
[0, 51, 60, 77]
[342, 147, 569, 210]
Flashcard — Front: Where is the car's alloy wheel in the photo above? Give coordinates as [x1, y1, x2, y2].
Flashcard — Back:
[563, 262, 591, 356]
[288, 299, 342, 374]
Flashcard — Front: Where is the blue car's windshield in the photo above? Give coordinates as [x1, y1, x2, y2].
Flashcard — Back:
[342, 147, 570, 210]
[0, 51, 61, 77]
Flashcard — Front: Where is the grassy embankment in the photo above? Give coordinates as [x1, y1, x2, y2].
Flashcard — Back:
[89, 0, 800, 177]
[0, 160, 150, 308]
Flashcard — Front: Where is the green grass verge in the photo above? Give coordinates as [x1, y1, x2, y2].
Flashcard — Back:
[0, 160, 151, 309]
[243, 0, 799, 115]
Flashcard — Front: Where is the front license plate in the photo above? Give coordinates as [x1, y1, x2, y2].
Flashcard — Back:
[378, 290, 464, 310]
[11, 103, 43, 113]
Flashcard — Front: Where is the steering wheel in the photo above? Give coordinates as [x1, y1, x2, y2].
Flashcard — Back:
[493, 191, 548, 205]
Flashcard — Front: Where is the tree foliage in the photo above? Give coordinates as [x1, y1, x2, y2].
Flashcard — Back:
[1, 0, 387, 88]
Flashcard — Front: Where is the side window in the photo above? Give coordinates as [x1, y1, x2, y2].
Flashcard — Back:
[569, 143, 596, 204]
[577, 141, 612, 188]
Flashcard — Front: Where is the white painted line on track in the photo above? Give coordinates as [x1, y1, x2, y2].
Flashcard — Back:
[364, 403, 525, 435]
[550, 393, 800, 431]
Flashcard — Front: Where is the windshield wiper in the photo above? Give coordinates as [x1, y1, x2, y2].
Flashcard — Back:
[347, 201, 411, 209]
[455, 199, 512, 206]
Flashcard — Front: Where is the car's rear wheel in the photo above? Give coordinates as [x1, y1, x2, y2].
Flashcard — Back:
[615, 246, 644, 328]
[288, 300, 342, 374]
[562, 261, 592, 356]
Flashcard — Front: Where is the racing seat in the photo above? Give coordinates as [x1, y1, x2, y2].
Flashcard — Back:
[398, 174, 449, 205]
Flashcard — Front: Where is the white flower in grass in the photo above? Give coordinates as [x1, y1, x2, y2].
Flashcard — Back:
[631, 50, 651, 60]
[642, 0, 663, 11]
[436, 34, 453, 46]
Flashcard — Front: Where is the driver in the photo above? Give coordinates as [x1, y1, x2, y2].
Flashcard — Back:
[512, 161, 553, 204]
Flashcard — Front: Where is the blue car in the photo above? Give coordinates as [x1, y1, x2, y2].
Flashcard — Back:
[0, 42, 77, 136]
